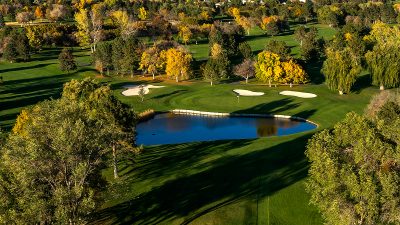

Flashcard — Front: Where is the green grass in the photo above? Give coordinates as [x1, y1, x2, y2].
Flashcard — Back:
[0, 23, 379, 225]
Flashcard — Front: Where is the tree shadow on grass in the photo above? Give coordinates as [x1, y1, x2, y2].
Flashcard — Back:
[233, 98, 301, 115]
[0, 63, 54, 74]
[91, 133, 314, 225]
[352, 73, 371, 94]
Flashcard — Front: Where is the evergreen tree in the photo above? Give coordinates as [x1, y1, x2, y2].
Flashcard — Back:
[3, 40, 18, 63]
[58, 48, 77, 74]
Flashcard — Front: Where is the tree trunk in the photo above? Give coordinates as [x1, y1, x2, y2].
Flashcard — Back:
[131, 70, 134, 78]
[245, 76, 248, 84]
[176, 76, 179, 82]
[152, 72, 155, 80]
[290, 83, 293, 88]
[380, 85, 385, 90]
[269, 80, 271, 87]
[339, 90, 344, 95]
[210, 80, 213, 86]
[112, 144, 119, 179]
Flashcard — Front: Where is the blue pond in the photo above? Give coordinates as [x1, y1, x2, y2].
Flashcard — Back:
[136, 113, 317, 145]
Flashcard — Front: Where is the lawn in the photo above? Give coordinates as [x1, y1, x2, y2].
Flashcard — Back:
[0, 23, 380, 224]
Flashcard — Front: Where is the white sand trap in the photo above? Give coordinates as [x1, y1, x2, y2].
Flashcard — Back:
[122, 84, 165, 96]
[279, 91, 317, 98]
[233, 89, 264, 96]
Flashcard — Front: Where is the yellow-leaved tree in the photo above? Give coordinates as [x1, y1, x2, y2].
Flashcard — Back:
[139, 47, 165, 79]
[74, 9, 92, 51]
[164, 48, 192, 82]
[255, 51, 307, 87]
[138, 7, 147, 20]
[178, 25, 192, 45]
[281, 59, 308, 87]
[255, 51, 283, 87]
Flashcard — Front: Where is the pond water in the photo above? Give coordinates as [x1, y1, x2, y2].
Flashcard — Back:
[136, 113, 317, 145]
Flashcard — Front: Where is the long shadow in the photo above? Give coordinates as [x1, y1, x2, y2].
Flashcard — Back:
[352, 73, 371, 94]
[0, 63, 53, 74]
[151, 89, 188, 99]
[91, 133, 314, 225]
[233, 98, 300, 115]
[304, 60, 325, 84]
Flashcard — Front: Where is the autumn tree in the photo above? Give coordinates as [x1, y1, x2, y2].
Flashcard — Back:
[255, 50, 307, 87]
[322, 47, 361, 95]
[58, 48, 77, 74]
[34, 6, 44, 19]
[139, 47, 165, 79]
[306, 108, 400, 225]
[164, 47, 192, 82]
[178, 25, 192, 45]
[16, 11, 34, 24]
[47, 4, 68, 21]
[234, 58, 255, 84]
[281, 59, 308, 87]
[138, 7, 147, 20]
[202, 43, 231, 86]
[255, 51, 282, 87]
[74, 9, 92, 51]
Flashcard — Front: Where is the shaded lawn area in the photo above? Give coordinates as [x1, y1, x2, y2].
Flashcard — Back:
[0, 48, 95, 130]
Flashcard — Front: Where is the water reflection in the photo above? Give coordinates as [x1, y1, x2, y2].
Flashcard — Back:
[137, 113, 316, 145]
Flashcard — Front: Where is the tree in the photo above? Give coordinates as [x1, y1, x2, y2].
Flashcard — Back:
[139, 47, 165, 79]
[138, 85, 145, 102]
[121, 36, 143, 77]
[364, 22, 400, 90]
[295, 27, 324, 62]
[47, 4, 68, 21]
[306, 109, 400, 225]
[281, 59, 308, 87]
[112, 37, 125, 75]
[255, 51, 283, 87]
[94, 41, 112, 75]
[164, 47, 192, 82]
[138, 7, 147, 20]
[3, 40, 18, 63]
[111, 10, 129, 35]
[90, 3, 105, 52]
[317, 5, 343, 27]
[0, 79, 136, 223]
[265, 40, 291, 60]
[34, 6, 44, 19]
[16, 12, 33, 24]
[322, 48, 361, 95]
[178, 25, 192, 45]
[58, 48, 77, 74]
[238, 41, 252, 59]
[74, 9, 92, 51]
[234, 58, 255, 84]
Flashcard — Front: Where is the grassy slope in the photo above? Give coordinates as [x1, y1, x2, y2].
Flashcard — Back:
[0, 23, 379, 224]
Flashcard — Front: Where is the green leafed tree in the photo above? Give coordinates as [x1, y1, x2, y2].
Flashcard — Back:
[321, 47, 361, 95]
[58, 48, 77, 74]
[306, 103, 400, 225]
[0, 79, 136, 224]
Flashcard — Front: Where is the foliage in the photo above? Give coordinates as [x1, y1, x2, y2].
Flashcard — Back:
[365, 22, 400, 90]
[365, 91, 400, 119]
[94, 41, 112, 75]
[139, 47, 165, 79]
[233, 58, 255, 83]
[0, 78, 136, 224]
[238, 41, 252, 59]
[265, 40, 291, 60]
[74, 9, 92, 48]
[295, 26, 324, 62]
[306, 110, 400, 225]
[322, 47, 361, 94]
[178, 25, 192, 45]
[164, 47, 192, 82]
[255, 51, 307, 86]
[58, 48, 77, 74]
[138, 7, 147, 20]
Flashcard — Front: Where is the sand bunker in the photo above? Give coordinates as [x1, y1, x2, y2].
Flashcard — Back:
[279, 91, 317, 98]
[233, 89, 264, 96]
[122, 84, 165, 96]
